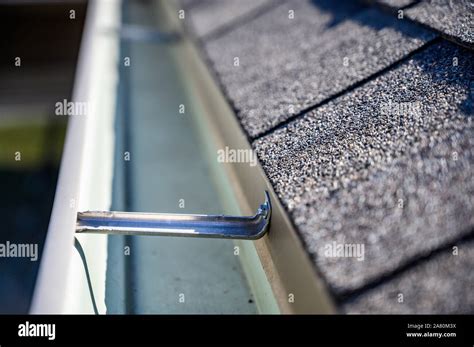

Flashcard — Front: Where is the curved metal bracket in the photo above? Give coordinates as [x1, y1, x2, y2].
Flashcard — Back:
[76, 191, 271, 240]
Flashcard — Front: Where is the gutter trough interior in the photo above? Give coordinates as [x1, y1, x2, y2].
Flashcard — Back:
[105, 0, 261, 314]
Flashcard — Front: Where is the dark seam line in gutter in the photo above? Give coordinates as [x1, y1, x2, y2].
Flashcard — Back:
[253, 36, 442, 141]
[201, 0, 287, 42]
[122, 47, 136, 316]
[336, 228, 474, 305]
[122, 42, 133, 212]
[121, 1, 136, 315]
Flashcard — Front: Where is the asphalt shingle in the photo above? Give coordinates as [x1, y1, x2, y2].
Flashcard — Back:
[406, 0, 474, 47]
[343, 238, 474, 313]
[253, 41, 474, 295]
[203, 0, 436, 138]
[180, 0, 279, 39]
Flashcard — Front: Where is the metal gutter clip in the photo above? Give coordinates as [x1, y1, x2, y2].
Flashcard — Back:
[76, 191, 271, 240]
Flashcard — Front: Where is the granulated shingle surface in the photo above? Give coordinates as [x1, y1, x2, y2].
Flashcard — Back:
[343, 238, 474, 313]
[180, 0, 279, 39]
[253, 41, 474, 294]
[183, 0, 474, 312]
[406, 0, 474, 47]
[202, 0, 436, 138]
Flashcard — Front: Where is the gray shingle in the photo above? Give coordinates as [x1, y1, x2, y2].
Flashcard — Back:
[203, 0, 436, 138]
[253, 41, 474, 295]
[343, 238, 474, 313]
[181, 0, 278, 39]
[406, 0, 474, 47]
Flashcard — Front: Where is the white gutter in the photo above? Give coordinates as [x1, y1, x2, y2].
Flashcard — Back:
[31, 0, 120, 313]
